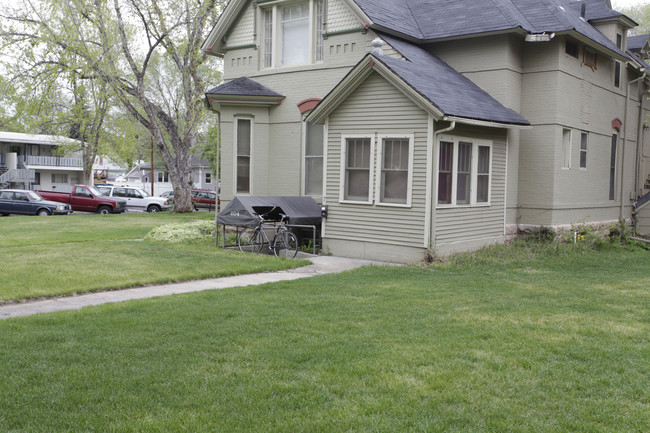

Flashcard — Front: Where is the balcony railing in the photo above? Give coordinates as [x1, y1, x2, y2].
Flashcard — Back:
[22, 155, 83, 168]
[0, 169, 35, 184]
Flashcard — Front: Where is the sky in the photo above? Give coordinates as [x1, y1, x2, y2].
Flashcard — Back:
[611, 0, 649, 9]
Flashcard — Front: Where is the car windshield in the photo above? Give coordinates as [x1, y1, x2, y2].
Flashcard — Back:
[136, 189, 151, 197]
[27, 191, 43, 201]
[88, 186, 103, 197]
[96, 188, 110, 196]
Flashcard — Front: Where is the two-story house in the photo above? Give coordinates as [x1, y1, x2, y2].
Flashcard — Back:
[0, 131, 84, 192]
[123, 156, 215, 196]
[203, 0, 650, 262]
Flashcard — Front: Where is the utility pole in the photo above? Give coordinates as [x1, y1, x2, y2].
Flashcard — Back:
[150, 136, 154, 196]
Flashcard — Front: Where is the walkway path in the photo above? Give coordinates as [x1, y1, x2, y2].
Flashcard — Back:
[0, 256, 386, 320]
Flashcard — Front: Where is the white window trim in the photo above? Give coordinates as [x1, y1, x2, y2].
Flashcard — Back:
[301, 118, 325, 199]
[260, 0, 322, 70]
[339, 134, 374, 205]
[375, 134, 414, 208]
[435, 135, 493, 208]
[233, 116, 254, 196]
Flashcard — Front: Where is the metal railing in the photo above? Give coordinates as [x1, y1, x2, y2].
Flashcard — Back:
[22, 155, 83, 167]
[0, 168, 35, 184]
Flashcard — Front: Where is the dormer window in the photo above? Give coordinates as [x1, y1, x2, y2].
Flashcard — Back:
[261, 0, 324, 69]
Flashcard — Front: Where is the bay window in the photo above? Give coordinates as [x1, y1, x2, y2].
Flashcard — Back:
[261, 0, 325, 68]
[437, 137, 492, 206]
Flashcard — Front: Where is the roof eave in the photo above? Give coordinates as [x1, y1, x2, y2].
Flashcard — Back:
[443, 116, 530, 129]
[588, 15, 638, 29]
[202, 0, 248, 57]
[556, 30, 630, 62]
[205, 94, 285, 112]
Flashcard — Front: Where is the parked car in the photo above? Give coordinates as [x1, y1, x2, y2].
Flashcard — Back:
[95, 185, 171, 213]
[191, 189, 217, 210]
[160, 190, 174, 203]
[0, 189, 73, 216]
[37, 185, 126, 214]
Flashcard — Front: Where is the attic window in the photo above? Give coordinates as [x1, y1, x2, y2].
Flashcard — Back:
[565, 39, 579, 58]
[261, 0, 325, 69]
[584, 48, 598, 69]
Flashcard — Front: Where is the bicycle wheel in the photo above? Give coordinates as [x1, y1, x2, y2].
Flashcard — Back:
[238, 227, 263, 253]
[272, 231, 298, 259]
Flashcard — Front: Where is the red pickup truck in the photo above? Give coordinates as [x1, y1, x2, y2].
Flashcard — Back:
[38, 185, 127, 214]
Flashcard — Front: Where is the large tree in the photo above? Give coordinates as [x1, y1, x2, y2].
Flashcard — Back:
[619, 3, 650, 35]
[0, 0, 222, 211]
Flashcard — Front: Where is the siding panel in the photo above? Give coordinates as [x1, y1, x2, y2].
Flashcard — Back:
[434, 125, 508, 247]
[325, 72, 429, 248]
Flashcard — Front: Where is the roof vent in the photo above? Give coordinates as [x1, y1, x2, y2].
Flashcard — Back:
[372, 38, 385, 56]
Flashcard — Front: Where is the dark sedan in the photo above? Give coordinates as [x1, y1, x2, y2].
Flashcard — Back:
[0, 189, 73, 216]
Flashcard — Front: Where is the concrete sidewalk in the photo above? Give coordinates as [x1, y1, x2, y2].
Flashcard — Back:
[0, 256, 386, 320]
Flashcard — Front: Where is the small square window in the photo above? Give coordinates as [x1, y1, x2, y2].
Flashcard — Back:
[566, 40, 579, 58]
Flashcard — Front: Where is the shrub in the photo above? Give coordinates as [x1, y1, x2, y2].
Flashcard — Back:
[144, 220, 216, 243]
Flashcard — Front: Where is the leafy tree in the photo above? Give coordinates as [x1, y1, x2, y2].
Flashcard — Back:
[0, 0, 223, 212]
[619, 3, 650, 35]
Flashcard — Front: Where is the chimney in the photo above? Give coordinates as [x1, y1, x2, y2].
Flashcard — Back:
[581, 2, 586, 18]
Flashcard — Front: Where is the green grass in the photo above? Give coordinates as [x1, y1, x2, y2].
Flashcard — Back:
[0, 214, 307, 301]
[0, 247, 647, 432]
[0, 212, 213, 247]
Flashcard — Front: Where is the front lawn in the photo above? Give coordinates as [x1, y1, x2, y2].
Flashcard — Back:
[0, 213, 305, 301]
[0, 247, 647, 432]
[0, 212, 213, 247]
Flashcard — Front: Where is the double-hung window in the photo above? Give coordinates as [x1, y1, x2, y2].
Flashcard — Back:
[609, 133, 617, 200]
[304, 122, 324, 196]
[342, 137, 373, 203]
[261, 0, 325, 68]
[579, 132, 588, 169]
[235, 118, 252, 194]
[437, 137, 492, 206]
[378, 136, 413, 205]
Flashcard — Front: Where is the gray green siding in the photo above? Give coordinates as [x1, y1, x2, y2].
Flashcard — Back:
[637, 204, 650, 236]
[324, 71, 429, 251]
[433, 125, 508, 252]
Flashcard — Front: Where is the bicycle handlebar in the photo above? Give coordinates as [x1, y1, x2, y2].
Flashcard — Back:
[252, 207, 288, 223]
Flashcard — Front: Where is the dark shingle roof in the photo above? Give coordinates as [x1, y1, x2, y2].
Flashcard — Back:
[354, 0, 630, 59]
[627, 50, 650, 69]
[378, 34, 529, 125]
[628, 34, 650, 51]
[206, 77, 284, 97]
[579, 0, 624, 21]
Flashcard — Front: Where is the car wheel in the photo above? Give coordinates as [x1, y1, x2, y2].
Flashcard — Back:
[37, 209, 51, 216]
[98, 206, 112, 215]
[147, 205, 161, 213]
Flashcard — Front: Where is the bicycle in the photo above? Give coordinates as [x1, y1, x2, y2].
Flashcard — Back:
[237, 210, 298, 258]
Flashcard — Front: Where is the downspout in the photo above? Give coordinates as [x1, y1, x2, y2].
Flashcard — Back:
[635, 75, 648, 193]
[216, 110, 222, 247]
[429, 120, 456, 250]
[621, 69, 647, 219]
